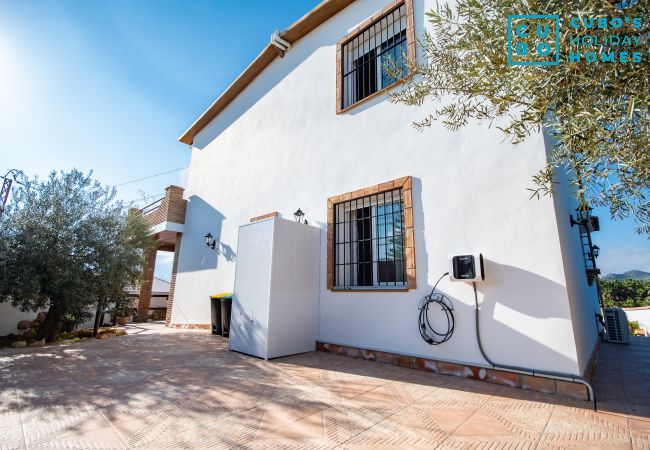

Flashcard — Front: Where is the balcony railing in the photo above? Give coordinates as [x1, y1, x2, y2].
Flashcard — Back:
[140, 198, 163, 215]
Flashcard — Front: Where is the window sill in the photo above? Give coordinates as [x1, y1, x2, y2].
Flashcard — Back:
[336, 75, 411, 115]
[331, 286, 410, 292]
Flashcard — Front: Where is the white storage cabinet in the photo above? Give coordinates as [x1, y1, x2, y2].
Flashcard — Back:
[229, 217, 320, 359]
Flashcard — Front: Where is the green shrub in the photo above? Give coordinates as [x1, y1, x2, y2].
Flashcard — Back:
[60, 316, 77, 333]
[57, 331, 75, 341]
[601, 279, 650, 308]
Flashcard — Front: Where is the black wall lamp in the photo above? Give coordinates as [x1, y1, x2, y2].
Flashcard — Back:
[570, 206, 593, 227]
[293, 208, 308, 224]
[204, 232, 216, 250]
[592, 245, 600, 259]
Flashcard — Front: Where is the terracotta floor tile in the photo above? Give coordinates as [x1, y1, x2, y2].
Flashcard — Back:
[593, 410, 631, 429]
[414, 407, 475, 434]
[56, 414, 112, 437]
[452, 412, 513, 436]
[257, 408, 325, 439]
[336, 380, 385, 400]
[630, 418, 650, 432]
[109, 417, 149, 441]
[57, 424, 124, 444]
[2, 322, 647, 449]
[630, 419, 650, 448]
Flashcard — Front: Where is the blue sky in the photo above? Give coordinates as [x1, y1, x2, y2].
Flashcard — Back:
[0, 0, 647, 280]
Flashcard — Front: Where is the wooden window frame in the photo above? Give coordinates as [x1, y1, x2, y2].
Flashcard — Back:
[327, 176, 416, 291]
[336, 0, 416, 114]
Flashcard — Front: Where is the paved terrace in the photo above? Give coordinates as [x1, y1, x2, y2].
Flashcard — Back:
[1, 322, 648, 449]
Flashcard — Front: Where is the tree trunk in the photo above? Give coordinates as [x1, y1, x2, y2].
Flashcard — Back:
[35, 304, 64, 342]
[93, 303, 102, 338]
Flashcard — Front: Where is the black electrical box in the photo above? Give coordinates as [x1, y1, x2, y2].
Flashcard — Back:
[453, 255, 475, 279]
[449, 253, 485, 282]
[590, 216, 600, 232]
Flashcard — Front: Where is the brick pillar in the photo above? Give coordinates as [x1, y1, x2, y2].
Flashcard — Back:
[136, 247, 157, 322]
[165, 186, 187, 224]
[165, 234, 182, 327]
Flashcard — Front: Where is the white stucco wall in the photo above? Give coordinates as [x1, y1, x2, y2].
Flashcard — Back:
[171, 0, 593, 375]
[625, 308, 650, 336]
[150, 296, 168, 309]
[0, 302, 38, 336]
[549, 156, 601, 374]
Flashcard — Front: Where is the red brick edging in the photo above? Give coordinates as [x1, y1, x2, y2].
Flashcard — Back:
[584, 339, 600, 381]
[316, 341, 591, 400]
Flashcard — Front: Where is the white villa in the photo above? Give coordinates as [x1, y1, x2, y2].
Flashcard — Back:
[140, 0, 602, 399]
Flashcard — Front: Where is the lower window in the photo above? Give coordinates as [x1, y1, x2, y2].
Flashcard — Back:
[334, 189, 406, 289]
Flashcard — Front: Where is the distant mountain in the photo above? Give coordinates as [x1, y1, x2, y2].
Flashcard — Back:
[602, 270, 650, 281]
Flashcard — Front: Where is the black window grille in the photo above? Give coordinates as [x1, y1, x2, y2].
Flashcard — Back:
[334, 189, 406, 289]
[578, 224, 596, 271]
[578, 223, 599, 285]
[341, 4, 408, 109]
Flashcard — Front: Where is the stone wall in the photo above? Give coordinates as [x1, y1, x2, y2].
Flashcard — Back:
[14, 312, 47, 340]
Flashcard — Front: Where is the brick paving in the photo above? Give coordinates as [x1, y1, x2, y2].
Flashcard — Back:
[0, 322, 648, 449]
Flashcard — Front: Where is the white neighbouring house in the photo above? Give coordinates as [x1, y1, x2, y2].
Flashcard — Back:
[163, 0, 602, 397]
[0, 277, 172, 335]
[127, 277, 171, 320]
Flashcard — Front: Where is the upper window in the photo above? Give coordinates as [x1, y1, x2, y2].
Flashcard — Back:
[577, 221, 600, 286]
[327, 176, 416, 291]
[337, 1, 415, 112]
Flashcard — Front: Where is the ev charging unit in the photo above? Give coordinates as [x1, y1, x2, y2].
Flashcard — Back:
[449, 253, 485, 282]
[229, 216, 320, 359]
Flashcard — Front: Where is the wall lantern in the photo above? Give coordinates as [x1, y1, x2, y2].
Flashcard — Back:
[570, 206, 593, 227]
[204, 232, 216, 250]
[293, 208, 305, 224]
[592, 245, 600, 259]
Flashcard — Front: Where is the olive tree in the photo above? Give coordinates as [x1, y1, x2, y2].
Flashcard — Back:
[389, 0, 649, 232]
[0, 170, 153, 341]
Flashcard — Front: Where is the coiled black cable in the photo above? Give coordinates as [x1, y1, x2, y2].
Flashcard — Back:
[418, 272, 455, 345]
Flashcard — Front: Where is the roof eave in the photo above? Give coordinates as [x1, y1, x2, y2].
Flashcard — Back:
[178, 0, 356, 146]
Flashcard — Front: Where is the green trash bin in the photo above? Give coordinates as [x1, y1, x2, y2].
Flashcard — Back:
[210, 297, 222, 335]
[210, 293, 232, 336]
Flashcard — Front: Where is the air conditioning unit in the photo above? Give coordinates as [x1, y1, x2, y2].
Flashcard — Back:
[603, 307, 630, 344]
